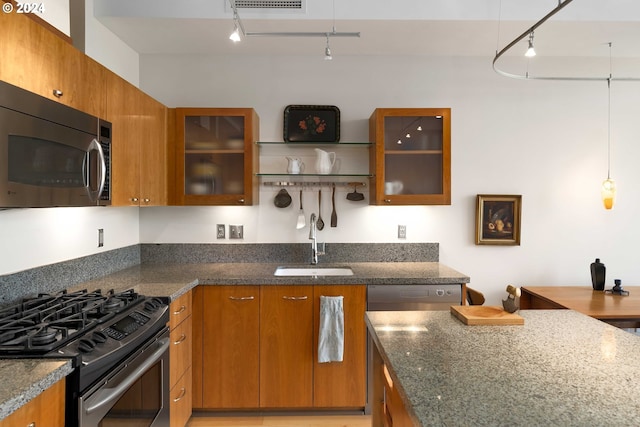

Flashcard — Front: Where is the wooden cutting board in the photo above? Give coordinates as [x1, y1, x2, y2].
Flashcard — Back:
[450, 305, 524, 325]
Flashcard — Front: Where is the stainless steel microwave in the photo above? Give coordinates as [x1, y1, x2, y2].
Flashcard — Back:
[0, 80, 111, 208]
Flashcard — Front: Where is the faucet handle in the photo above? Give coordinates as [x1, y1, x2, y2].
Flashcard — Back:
[317, 242, 326, 256]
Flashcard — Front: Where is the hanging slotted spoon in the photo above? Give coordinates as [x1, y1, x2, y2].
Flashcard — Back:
[296, 190, 305, 229]
[316, 189, 325, 230]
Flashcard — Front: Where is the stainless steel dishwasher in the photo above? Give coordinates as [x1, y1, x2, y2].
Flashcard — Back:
[367, 284, 461, 311]
[365, 284, 462, 414]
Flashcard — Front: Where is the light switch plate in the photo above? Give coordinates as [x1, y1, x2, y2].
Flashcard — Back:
[216, 224, 226, 239]
[98, 228, 104, 247]
[230, 225, 244, 239]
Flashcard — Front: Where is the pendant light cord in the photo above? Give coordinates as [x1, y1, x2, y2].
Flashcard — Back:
[607, 42, 612, 180]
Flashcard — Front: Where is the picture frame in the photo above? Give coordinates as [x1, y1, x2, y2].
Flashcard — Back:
[475, 194, 522, 245]
[283, 105, 340, 143]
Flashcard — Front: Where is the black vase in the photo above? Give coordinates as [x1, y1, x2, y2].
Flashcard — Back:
[590, 258, 606, 291]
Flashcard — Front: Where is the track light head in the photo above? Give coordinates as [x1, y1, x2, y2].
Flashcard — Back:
[324, 36, 332, 60]
[525, 32, 536, 57]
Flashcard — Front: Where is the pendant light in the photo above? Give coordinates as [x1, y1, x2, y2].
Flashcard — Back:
[601, 43, 616, 210]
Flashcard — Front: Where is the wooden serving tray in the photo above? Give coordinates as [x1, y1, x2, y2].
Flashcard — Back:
[450, 305, 524, 326]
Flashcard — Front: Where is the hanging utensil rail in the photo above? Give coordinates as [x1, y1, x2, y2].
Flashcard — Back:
[262, 181, 367, 188]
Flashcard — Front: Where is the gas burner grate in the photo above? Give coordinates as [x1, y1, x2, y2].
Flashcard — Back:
[0, 288, 144, 354]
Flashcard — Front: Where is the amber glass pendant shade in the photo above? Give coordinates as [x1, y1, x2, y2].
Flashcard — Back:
[601, 178, 616, 210]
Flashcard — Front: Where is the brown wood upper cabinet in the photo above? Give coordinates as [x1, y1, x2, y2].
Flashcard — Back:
[173, 108, 259, 206]
[0, 10, 105, 118]
[106, 73, 168, 206]
[369, 108, 451, 205]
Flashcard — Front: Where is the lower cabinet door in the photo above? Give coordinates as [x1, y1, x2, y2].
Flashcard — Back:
[170, 366, 192, 427]
[0, 377, 65, 427]
[260, 285, 314, 408]
[313, 285, 367, 408]
[201, 286, 260, 409]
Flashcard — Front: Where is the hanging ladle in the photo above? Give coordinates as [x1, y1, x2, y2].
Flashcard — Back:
[346, 183, 365, 201]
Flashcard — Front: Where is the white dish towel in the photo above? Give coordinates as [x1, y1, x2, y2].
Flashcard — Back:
[318, 295, 344, 363]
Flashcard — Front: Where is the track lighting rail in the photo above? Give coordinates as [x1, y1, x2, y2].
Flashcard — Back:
[492, 0, 640, 82]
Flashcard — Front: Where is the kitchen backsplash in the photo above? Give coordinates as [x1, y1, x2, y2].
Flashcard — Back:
[0, 243, 438, 306]
[0, 245, 141, 306]
[141, 243, 438, 264]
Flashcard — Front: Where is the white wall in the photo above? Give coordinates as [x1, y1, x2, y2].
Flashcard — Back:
[0, 207, 139, 275]
[84, 0, 140, 86]
[139, 53, 640, 305]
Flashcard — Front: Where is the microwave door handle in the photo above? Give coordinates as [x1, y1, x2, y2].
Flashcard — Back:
[84, 139, 106, 203]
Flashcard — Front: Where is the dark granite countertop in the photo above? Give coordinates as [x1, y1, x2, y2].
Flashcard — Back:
[1, 256, 469, 420]
[0, 359, 73, 420]
[367, 310, 640, 426]
[77, 261, 470, 301]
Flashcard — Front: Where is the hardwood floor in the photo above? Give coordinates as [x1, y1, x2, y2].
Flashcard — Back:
[186, 414, 371, 427]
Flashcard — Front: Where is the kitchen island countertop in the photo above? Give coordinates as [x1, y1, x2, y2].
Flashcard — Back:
[366, 309, 640, 426]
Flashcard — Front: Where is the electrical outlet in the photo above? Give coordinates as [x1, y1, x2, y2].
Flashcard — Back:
[398, 225, 407, 239]
[229, 225, 244, 239]
[98, 228, 104, 247]
[216, 224, 226, 239]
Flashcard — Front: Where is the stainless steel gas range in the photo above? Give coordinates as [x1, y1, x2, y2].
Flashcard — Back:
[0, 288, 170, 427]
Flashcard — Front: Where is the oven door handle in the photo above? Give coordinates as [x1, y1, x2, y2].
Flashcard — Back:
[84, 337, 169, 415]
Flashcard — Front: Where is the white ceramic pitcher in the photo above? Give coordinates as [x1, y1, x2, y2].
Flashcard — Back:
[286, 157, 305, 174]
[314, 148, 336, 174]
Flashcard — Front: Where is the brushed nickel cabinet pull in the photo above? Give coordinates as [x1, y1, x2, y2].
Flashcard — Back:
[172, 305, 186, 315]
[173, 334, 186, 345]
[173, 387, 186, 402]
[131, 197, 139, 202]
[52, 89, 63, 97]
[229, 296, 255, 301]
[283, 295, 308, 300]
[238, 198, 245, 204]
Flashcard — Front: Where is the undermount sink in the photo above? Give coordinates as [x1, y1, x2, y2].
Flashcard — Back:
[274, 266, 354, 277]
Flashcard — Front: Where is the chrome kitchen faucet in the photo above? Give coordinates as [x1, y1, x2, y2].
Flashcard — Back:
[308, 213, 325, 265]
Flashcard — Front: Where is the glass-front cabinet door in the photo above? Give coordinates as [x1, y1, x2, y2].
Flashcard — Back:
[174, 108, 259, 205]
[369, 108, 451, 205]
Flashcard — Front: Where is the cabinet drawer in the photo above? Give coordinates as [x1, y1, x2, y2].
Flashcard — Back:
[170, 366, 192, 427]
[170, 291, 192, 331]
[170, 314, 192, 387]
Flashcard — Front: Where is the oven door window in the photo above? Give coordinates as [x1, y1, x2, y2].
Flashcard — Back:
[98, 361, 162, 427]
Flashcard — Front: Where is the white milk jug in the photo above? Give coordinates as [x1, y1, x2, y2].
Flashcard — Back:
[286, 157, 305, 174]
[315, 148, 336, 174]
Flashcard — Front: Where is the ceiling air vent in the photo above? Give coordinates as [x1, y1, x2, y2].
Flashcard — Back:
[235, 0, 303, 10]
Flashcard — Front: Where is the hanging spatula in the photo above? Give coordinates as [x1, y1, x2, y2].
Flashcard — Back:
[330, 183, 337, 227]
[296, 189, 305, 229]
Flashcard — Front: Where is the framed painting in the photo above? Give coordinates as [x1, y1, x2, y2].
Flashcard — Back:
[475, 194, 522, 245]
[283, 105, 340, 143]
